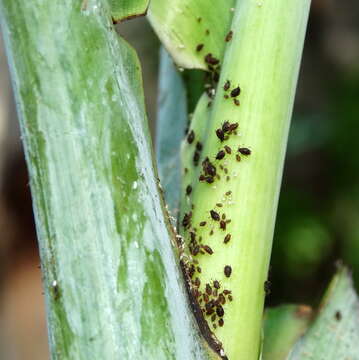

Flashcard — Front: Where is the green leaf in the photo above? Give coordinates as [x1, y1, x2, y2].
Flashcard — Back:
[288, 267, 359, 360]
[156, 48, 188, 215]
[0, 1, 209, 358]
[148, 0, 235, 69]
[110, 0, 149, 22]
[263, 305, 312, 360]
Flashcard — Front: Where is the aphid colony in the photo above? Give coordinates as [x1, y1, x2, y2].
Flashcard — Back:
[179, 19, 252, 341]
[181, 113, 252, 330]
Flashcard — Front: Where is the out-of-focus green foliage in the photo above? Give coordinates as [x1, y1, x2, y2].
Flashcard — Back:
[263, 305, 312, 360]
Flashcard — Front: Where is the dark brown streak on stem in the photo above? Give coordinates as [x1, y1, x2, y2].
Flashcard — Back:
[180, 260, 228, 360]
[113, 6, 149, 24]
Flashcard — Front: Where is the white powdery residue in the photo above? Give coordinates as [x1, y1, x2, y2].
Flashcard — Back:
[132, 181, 138, 190]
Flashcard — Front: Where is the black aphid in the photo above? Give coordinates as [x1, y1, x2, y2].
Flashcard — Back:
[203, 245, 213, 255]
[223, 80, 230, 91]
[234, 99, 240, 106]
[224, 234, 231, 244]
[216, 305, 224, 317]
[210, 210, 220, 221]
[230, 86, 241, 97]
[204, 53, 220, 65]
[218, 318, 224, 327]
[236, 154, 241, 162]
[225, 30, 233, 42]
[187, 130, 195, 144]
[238, 147, 251, 155]
[224, 265, 232, 278]
[335, 311, 342, 321]
[196, 43, 204, 52]
[216, 129, 225, 142]
[193, 151, 200, 165]
[213, 280, 220, 289]
[224, 145, 232, 154]
[200, 221, 207, 226]
[196, 141, 203, 151]
[216, 150, 226, 160]
[186, 185, 192, 195]
[220, 220, 226, 230]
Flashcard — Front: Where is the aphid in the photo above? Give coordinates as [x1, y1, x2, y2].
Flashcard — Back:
[213, 289, 218, 297]
[230, 86, 241, 97]
[264, 280, 271, 295]
[216, 203, 223, 207]
[204, 161, 216, 176]
[211, 314, 216, 322]
[197, 266, 202, 273]
[210, 210, 220, 221]
[224, 94, 229, 99]
[190, 231, 196, 242]
[193, 151, 200, 165]
[204, 53, 219, 65]
[220, 220, 226, 230]
[196, 43, 204, 52]
[218, 293, 226, 305]
[206, 284, 212, 295]
[186, 185, 192, 195]
[224, 234, 231, 244]
[225, 191, 232, 196]
[207, 101, 212, 108]
[192, 245, 200, 256]
[203, 294, 209, 303]
[238, 147, 251, 155]
[234, 99, 240, 106]
[228, 295, 233, 302]
[213, 72, 220, 83]
[216, 128, 225, 141]
[221, 213, 226, 220]
[205, 176, 214, 184]
[205, 29, 210, 35]
[182, 212, 192, 227]
[200, 221, 207, 226]
[213, 323, 217, 329]
[216, 305, 224, 317]
[225, 30, 233, 42]
[184, 167, 188, 174]
[229, 123, 239, 132]
[218, 318, 224, 327]
[199, 174, 205, 181]
[203, 245, 214, 255]
[224, 265, 232, 278]
[223, 80, 230, 91]
[222, 121, 231, 132]
[224, 145, 232, 154]
[197, 17, 202, 22]
[216, 150, 226, 160]
[210, 229, 214, 236]
[236, 154, 241, 162]
[194, 277, 201, 287]
[335, 311, 342, 321]
[226, 176, 230, 181]
[196, 141, 203, 151]
[213, 280, 220, 289]
[187, 130, 195, 144]
[223, 289, 231, 295]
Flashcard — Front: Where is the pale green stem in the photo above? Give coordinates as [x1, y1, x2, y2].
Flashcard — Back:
[181, 1, 311, 359]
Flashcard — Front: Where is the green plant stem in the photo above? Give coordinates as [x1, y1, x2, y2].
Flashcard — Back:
[180, 1, 311, 359]
[0, 1, 209, 359]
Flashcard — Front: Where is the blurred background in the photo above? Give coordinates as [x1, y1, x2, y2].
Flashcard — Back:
[0, 1, 358, 358]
